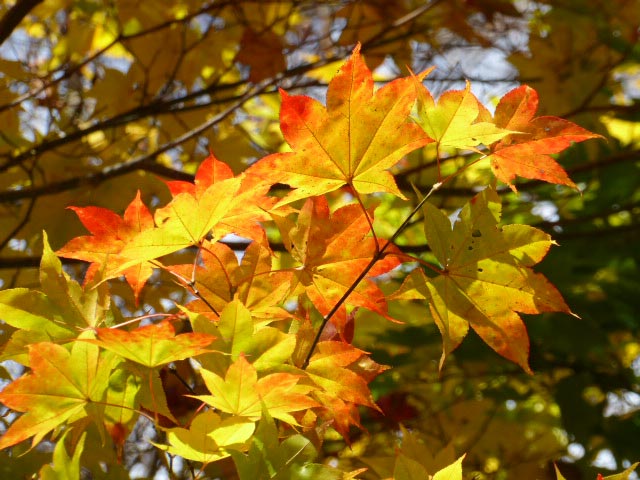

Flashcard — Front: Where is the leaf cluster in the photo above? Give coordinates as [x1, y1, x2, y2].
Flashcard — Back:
[1, 42, 628, 480]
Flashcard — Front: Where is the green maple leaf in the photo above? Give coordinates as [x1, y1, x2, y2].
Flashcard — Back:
[0, 233, 111, 363]
[153, 410, 255, 464]
[0, 337, 115, 449]
[39, 431, 86, 480]
[194, 354, 318, 425]
[230, 410, 342, 480]
[413, 80, 514, 151]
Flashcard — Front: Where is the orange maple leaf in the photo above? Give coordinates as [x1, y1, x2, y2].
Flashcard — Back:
[56, 190, 154, 303]
[88, 320, 216, 368]
[168, 236, 292, 322]
[487, 85, 603, 190]
[277, 196, 401, 334]
[306, 341, 388, 440]
[248, 43, 430, 205]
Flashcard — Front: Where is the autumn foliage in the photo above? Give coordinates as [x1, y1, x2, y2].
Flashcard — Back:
[0, 42, 636, 480]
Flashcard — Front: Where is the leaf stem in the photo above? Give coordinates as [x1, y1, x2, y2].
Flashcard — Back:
[394, 252, 443, 275]
[109, 312, 176, 329]
[353, 189, 380, 254]
[167, 363, 196, 394]
[165, 264, 220, 316]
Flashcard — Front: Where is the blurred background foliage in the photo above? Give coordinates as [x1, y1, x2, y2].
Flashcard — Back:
[0, 0, 638, 478]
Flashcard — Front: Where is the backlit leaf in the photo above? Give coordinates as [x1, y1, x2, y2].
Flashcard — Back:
[57, 191, 155, 302]
[414, 80, 513, 151]
[195, 354, 318, 425]
[247, 43, 430, 204]
[39, 431, 86, 480]
[163, 152, 276, 243]
[230, 409, 343, 480]
[87, 320, 216, 368]
[0, 338, 114, 449]
[487, 85, 603, 190]
[305, 341, 387, 438]
[402, 187, 572, 373]
[280, 196, 401, 334]
[121, 179, 240, 262]
[41, 232, 110, 329]
[171, 236, 291, 323]
[153, 410, 255, 464]
[0, 236, 108, 363]
[432, 455, 465, 480]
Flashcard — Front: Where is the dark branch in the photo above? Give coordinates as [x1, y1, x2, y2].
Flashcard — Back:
[3, 149, 637, 204]
[1, 220, 638, 271]
[0, 0, 43, 46]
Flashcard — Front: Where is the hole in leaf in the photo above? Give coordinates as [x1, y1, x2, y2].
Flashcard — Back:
[472, 229, 482, 238]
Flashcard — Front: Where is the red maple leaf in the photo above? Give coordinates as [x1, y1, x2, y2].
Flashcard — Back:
[57, 190, 154, 302]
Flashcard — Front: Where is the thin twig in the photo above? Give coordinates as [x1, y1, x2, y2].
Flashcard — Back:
[301, 181, 442, 369]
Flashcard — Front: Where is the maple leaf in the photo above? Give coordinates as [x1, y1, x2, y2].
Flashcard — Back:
[0, 339, 115, 449]
[305, 341, 388, 438]
[162, 152, 276, 243]
[413, 80, 514, 152]
[277, 196, 401, 334]
[393, 425, 457, 477]
[396, 187, 573, 373]
[39, 431, 86, 480]
[117, 166, 242, 266]
[431, 455, 465, 480]
[84, 320, 216, 425]
[87, 320, 216, 368]
[0, 287, 74, 361]
[193, 354, 319, 425]
[207, 300, 295, 369]
[1, 234, 110, 362]
[40, 234, 112, 329]
[56, 190, 155, 302]
[102, 367, 141, 446]
[237, 27, 286, 82]
[230, 409, 343, 480]
[247, 43, 430, 204]
[169, 236, 291, 323]
[306, 341, 383, 409]
[487, 85, 603, 190]
[395, 451, 465, 480]
[153, 410, 255, 464]
[185, 301, 297, 390]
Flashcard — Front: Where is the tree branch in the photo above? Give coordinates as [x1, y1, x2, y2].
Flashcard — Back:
[0, 0, 43, 46]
